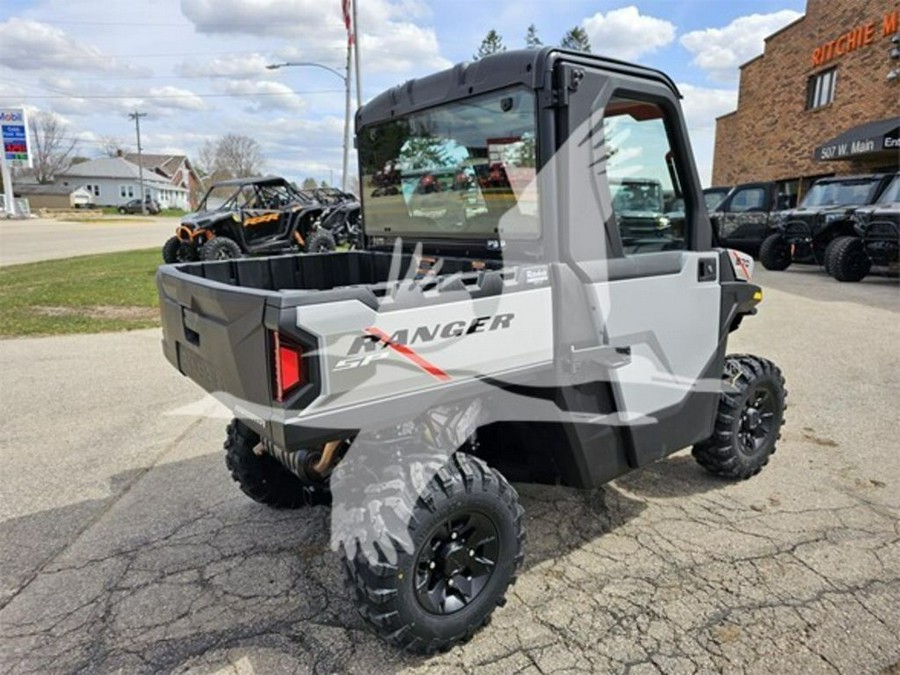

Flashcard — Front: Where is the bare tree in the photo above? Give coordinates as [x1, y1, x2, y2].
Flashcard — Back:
[28, 111, 78, 183]
[99, 135, 129, 158]
[214, 134, 265, 178]
[195, 139, 218, 178]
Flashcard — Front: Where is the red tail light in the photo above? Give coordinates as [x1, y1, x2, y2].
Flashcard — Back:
[273, 332, 303, 402]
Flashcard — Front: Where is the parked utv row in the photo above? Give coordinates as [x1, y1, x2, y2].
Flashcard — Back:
[162, 176, 361, 263]
[707, 172, 898, 282]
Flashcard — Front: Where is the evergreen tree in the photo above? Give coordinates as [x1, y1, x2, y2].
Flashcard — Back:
[302, 177, 318, 189]
[560, 27, 591, 53]
[525, 24, 542, 49]
[474, 29, 506, 60]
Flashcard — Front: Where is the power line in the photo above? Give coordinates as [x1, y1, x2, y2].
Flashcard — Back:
[1, 90, 345, 101]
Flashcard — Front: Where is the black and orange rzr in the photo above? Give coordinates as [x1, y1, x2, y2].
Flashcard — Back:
[162, 175, 340, 263]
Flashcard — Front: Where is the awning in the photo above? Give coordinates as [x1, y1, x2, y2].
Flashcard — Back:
[814, 117, 899, 161]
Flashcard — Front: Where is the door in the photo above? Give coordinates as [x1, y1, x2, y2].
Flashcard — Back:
[720, 184, 771, 248]
[559, 72, 723, 464]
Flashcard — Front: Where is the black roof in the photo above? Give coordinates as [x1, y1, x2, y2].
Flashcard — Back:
[357, 47, 681, 130]
[210, 175, 291, 188]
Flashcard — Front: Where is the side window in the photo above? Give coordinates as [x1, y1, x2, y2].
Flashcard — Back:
[602, 97, 686, 255]
[730, 187, 765, 212]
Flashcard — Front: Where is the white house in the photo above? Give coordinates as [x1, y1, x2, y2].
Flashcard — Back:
[56, 157, 190, 210]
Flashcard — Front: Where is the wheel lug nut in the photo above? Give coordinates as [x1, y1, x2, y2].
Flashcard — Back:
[447, 578, 454, 586]
[469, 549, 475, 557]
[451, 532, 457, 540]
[429, 561, 436, 569]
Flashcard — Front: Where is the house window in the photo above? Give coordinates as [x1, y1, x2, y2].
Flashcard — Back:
[119, 185, 135, 199]
[806, 68, 837, 110]
[85, 184, 100, 197]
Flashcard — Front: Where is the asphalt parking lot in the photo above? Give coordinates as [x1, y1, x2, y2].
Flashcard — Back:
[0, 267, 898, 674]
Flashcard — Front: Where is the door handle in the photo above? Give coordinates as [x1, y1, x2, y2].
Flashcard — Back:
[569, 344, 631, 369]
[698, 258, 717, 282]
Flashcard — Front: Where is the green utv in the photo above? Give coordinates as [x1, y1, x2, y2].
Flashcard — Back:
[157, 48, 787, 653]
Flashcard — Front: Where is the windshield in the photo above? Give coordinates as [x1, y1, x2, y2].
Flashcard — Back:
[800, 178, 881, 208]
[358, 87, 538, 240]
[610, 180, 664, 213]
[704, 189, 728, 211]
[877, 175, 900, 204]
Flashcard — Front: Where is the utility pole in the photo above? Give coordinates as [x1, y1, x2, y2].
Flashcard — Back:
[343, 38, 352, 191]
[129, 111, 147, 214]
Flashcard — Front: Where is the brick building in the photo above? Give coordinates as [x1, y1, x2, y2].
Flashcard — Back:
[712, 0, 899, 201]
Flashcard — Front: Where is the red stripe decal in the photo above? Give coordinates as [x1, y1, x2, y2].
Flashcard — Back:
[364, 327, 452, 382]
[731, 250, 751, 280]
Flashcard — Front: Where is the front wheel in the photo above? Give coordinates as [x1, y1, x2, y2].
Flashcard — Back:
[759, 234, 792, 271]
[693, 354, 786, 480]
[200, 236, 242, 261]
[341, 452, 524, 654]
[118, 207, 127, 214]
[829, 236, 871, 282]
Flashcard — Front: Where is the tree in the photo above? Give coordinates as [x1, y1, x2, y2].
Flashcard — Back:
[474, 30, 506, 60]
[525, 24, 542, 49]
[28, 111, 78, 184]
[215, 133, 265, 178]
[561, 27, 591, 53]
[195, 134, 265, 182]
[99, 136, 129, 158]
[320, 180, 329, 188]
[301, 177, 317, 189]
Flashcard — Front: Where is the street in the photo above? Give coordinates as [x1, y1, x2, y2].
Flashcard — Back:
[0, 216, 176, 266]
[0, 268, 898, 674]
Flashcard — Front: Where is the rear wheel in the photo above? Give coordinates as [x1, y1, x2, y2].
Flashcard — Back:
[224, 420, 330, 508]
[200, 236, 242, 261]
[830, 236, 871, 282]
[693, 354, 786, 480]
[340, 452, 524, 654]
[304, 229, 336, 253]
[759, 234, 791, 271]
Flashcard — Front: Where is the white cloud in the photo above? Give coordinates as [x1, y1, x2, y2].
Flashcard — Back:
[680, 10, 803, 82]
[181, 0, 449, 72]
[215, 80, 309, 113]
[146, 86, 207, 112]
[0, 18, 147, 76]
[676, 83, 738, 186]
[582, 6, 676, 61]
[176, 53, 274, 80]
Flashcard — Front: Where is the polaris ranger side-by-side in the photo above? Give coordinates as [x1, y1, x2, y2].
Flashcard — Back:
[157, 48, 786, 654]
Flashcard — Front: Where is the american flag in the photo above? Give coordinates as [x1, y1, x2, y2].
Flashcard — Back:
[342, 0, 354, 44]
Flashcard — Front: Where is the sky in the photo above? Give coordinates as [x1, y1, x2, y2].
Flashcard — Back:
[0, 0, 808, 187]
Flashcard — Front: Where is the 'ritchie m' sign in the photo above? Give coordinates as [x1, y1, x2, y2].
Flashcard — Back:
[811, 9, 899, 66]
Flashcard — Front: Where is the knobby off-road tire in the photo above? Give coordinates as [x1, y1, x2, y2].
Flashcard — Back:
[340, 451, 525, 654]
[823, 236, 845, 276]
[200, 236, 242, 261]
[693, 354, 787, 480]
[829, 236, 871, 282]
[759, 234, 792, 271]
[224, 419, 330, 508]
[304, 229, 336, 253]
[162, 236, 193, 264]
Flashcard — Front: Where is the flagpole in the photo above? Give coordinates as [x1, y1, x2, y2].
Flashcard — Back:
[352, 0, 362, 109]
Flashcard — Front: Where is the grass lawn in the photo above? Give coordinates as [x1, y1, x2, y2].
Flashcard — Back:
[0, 248, 161, 338]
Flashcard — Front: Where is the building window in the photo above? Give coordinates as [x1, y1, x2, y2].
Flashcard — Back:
[119, 185, 135, 199]
[84, 184, 100, 197]
[806, 68, 837, 110]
